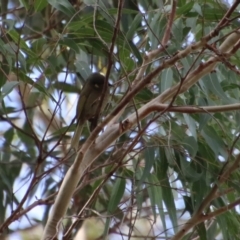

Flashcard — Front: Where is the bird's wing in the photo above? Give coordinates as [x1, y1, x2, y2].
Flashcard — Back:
[76, 94, 87, 122]
[90, 96, 101, 107]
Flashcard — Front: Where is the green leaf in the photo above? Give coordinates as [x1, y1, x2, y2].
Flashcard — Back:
[160, 68, 173, 92]
[148, 11, 165, 49]
[162, 179, 177, 233]
[177, 1, 194, 15]
[183, 136, 198, 158]
[54, 82, 80, 93]
[196, 222, 207, 240]
[136, 88, 154, 102]
[0, 190, 5, 223]
[16, 122, 35, 152]
[192, 179, 208, 211]
[183, 114, 197, 140]
[207, 221, 218, 240]
[59, 38, 80, 53]
[0, 81, 19, 101]
[201, 125, 228, 159]
[202, 74, 236, 104]
[107, 177, 125, 213]
[156, 147, 177, 232]
[0, 107, 16, 115]
[48, 0, 76, 17]
[3, 128, 14, 146]
[126, 13, 142, 40]
[216, 211, 239, 239]
[34, 0, 48, 12]
[118, 48, 135, 72]
[18, 72, 57, 103]
[138, 147, 155, 186]
[172, 18, 184, 43]
[103, 176, 125, 237]
[19, 0, 30, 9]
[7, 29, 36, 59]
[147, 174, 164, 224]
[180, 155, 203, 182]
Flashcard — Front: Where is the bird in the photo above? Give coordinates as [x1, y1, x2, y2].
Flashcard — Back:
[70, 72, 111, 151]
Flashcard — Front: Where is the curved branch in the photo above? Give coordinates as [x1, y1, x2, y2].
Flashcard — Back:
[82, 30, 240, 176]
[42, 28, 240, 240]
[152, 103, 240, 113]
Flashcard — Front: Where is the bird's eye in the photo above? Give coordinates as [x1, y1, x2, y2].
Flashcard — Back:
[94, 84, 100, 88]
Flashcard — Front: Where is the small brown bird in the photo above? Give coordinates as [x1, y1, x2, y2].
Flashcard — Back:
[70, 73, 110, 151]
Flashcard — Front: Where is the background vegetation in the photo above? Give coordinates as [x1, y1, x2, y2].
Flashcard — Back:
[1, 0, 240, 239]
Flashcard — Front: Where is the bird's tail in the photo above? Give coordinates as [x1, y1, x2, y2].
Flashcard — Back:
[70, 121, 84, 152]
